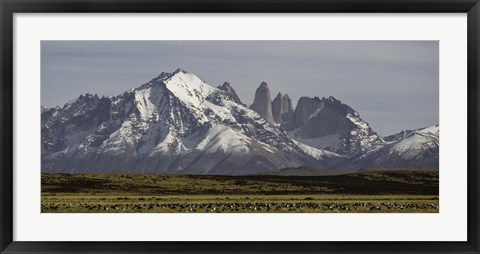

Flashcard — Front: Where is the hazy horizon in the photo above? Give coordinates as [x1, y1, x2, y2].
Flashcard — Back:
[41, 40, 439, 136]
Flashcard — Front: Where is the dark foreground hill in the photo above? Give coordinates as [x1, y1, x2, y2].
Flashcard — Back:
[42, 169, 438, 196]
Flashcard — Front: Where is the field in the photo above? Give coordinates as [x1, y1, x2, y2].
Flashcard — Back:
[41, 170, 439, 213]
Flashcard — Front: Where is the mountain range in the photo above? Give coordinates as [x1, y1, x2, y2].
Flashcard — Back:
[41, 69, 439, 175]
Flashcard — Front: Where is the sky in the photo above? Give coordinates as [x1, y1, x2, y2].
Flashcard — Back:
[41, 41, 438, 136]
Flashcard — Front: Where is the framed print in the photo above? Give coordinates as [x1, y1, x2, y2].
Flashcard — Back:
[1, 0, 479, 253]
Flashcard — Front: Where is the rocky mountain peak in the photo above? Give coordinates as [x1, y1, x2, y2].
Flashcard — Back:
[217, 82, 244, 106]
[78, 93, 99, 100]
[319, 96, 354, 115]
[327, 96, 338, 101]
[250, 82, 274, 123]
[219, 81, 232, 88]
[155, 72, 172, 80]
[147, 68, 190, 84]
[272, 92, 294, 126]
[293, 96, 323, 129]
[174, 68, 186, 74]
[289, 96, 382, 155]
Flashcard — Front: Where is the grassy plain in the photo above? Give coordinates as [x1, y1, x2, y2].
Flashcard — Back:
[41, 170, 439, 213]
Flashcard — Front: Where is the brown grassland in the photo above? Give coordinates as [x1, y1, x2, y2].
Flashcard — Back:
[41, 169, 439, 213]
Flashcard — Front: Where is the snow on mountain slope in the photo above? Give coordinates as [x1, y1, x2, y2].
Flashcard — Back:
[389, 125, 439, 159]
[41, 69, 342, 175]
[337, 125, 439, 171]
[195, 124, 250, 154]
[163, 69, 216, 108]
[292, 140, 346, 160]
[288, 132, 342, 153]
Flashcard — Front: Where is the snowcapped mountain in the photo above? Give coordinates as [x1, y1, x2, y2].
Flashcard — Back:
[337, 125, 439, 171]
[41, 68, 439, 175]
[285, 96, 383, 156]
[41, 69, 342, 175]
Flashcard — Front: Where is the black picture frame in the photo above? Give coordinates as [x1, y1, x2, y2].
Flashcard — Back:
[1, 0, 479, 253]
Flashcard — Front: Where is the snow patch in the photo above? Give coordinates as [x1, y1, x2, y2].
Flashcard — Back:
[134, 86, 167, 120]
[292, 140, 341, 159]
[288, 131, 341, 152]
[152, 130, 178, 154]
[196, 125, 249, 154]
[164, 71, 217, 108]
[346, 112, 369, 130]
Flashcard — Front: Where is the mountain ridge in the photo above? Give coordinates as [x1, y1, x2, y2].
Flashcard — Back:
[42, 69, 342, 175]
[41, 69, 439, 175]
